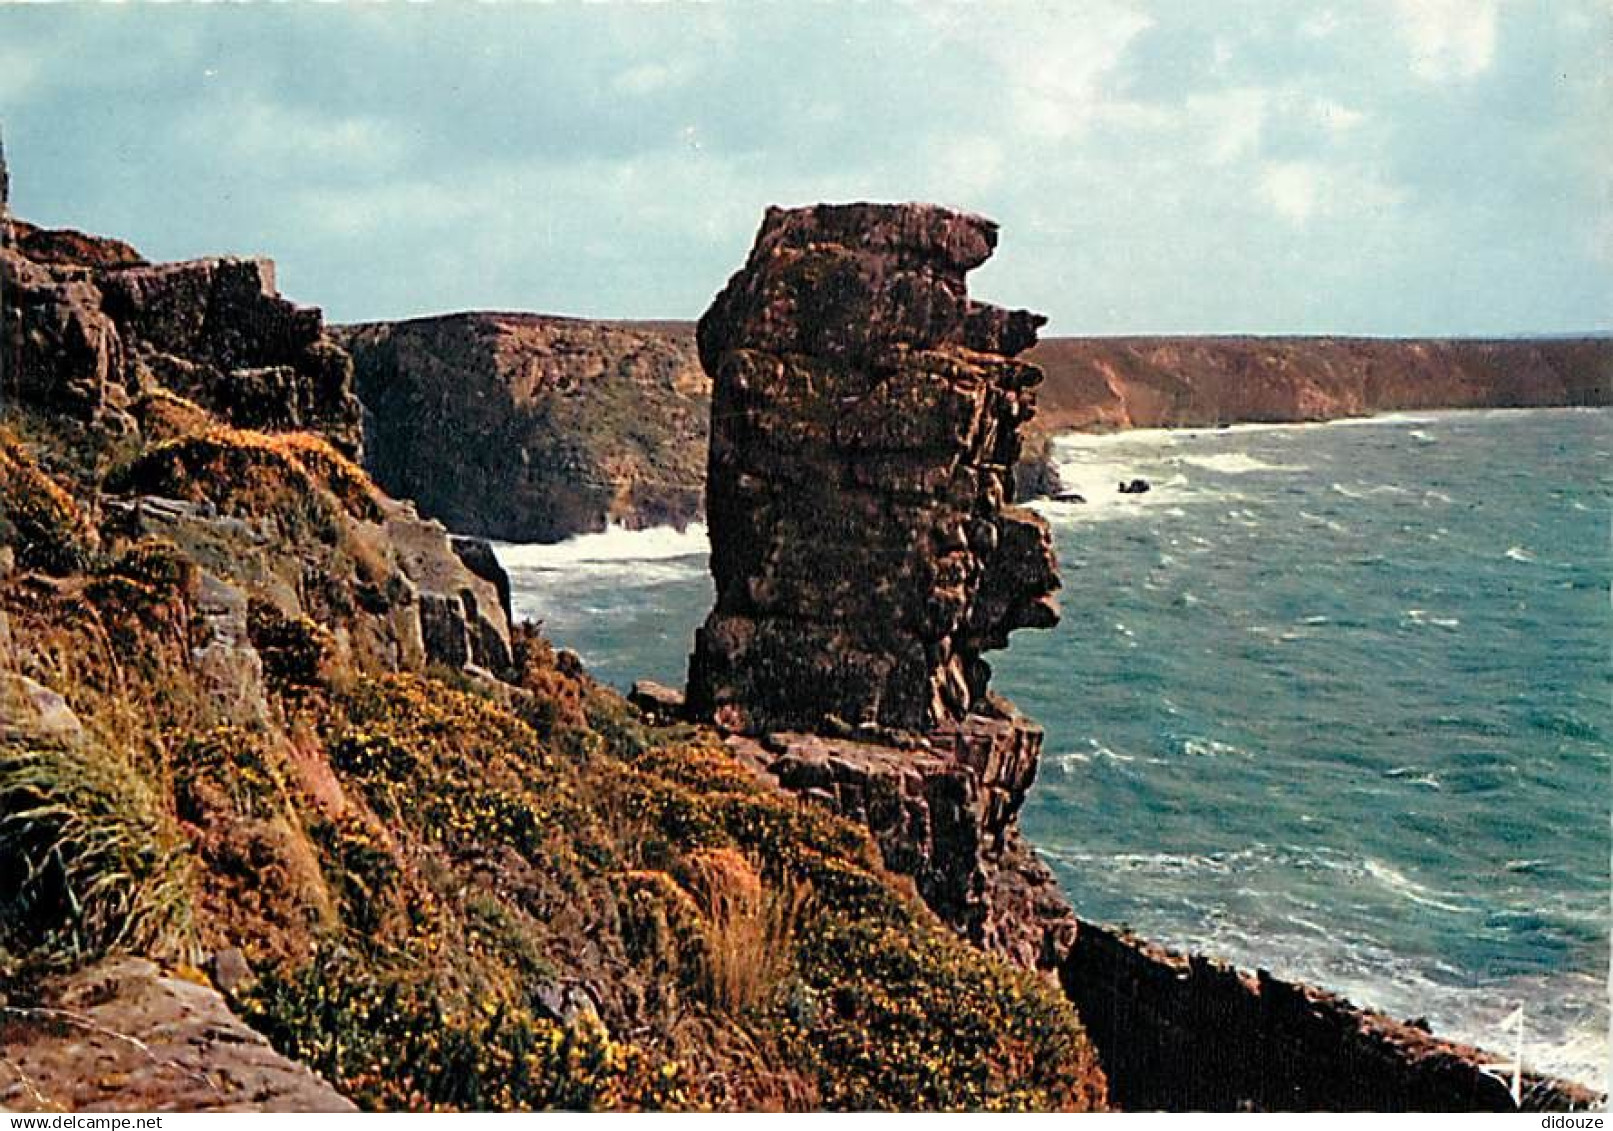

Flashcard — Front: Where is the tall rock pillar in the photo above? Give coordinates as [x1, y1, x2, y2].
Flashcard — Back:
[685, 203, 1059, 735]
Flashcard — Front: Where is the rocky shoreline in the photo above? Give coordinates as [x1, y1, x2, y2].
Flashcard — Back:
[1, 202, 1603, 1111]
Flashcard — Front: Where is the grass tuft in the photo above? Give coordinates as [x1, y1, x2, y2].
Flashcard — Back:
[0, 737, 195, 963]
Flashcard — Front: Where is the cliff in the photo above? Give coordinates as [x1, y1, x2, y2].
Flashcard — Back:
[336, 314, 707, 543]
[335, 318, 1609, 541]
[0, 217, 1105, 1112]
[1025, 334, 1611, 434]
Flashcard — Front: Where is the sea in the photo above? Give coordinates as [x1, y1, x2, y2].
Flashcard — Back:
[495, 406, 1610, 1088]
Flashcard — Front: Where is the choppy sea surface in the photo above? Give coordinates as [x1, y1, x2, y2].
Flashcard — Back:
[496, 407, 1610, 1086]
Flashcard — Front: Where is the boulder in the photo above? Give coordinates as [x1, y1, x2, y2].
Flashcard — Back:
[0, 958, 355, 1112]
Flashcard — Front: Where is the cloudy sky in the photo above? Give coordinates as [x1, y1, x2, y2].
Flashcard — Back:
[2, 2, 1607, 335]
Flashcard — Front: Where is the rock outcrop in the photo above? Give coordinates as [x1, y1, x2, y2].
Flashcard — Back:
[2, 222, 508, 683]
[0, 959, 356, 1112]
[3, 222, 363, 457]
[685, 203, 1059, 734]
[337, 314, 707, 543]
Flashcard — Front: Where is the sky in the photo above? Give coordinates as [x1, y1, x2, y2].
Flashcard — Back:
[1, 1, 1608, 336]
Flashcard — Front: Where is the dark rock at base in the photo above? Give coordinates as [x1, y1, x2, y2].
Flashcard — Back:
[1057, 924, 1603, 1112]
[451, 535, 513, 624]
[728, 705, 1069, 966]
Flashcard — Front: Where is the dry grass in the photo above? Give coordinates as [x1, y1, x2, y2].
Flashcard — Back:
[0, 429, 98, 575]
[681, 847, 813, 1015]
[0, 737, 195, 964]
[111, 426, 383, 525]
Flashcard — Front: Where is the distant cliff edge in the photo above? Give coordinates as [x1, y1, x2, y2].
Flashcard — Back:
[340, 317, 1609, 542]
[335, 315, 707, 544]
[1028, 334, 1610, 433]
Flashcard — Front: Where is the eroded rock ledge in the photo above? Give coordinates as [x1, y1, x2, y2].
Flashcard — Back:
[679, 202, 1601, 1112]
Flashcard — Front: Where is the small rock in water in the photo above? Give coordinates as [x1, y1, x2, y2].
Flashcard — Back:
[1118, 478, 1151, 495]
[1055, 490, 1088, 504]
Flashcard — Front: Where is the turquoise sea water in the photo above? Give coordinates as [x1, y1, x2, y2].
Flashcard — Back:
[496, 407, 1610, 1085]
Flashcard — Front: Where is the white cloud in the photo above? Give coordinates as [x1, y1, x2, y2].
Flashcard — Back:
[1258, 159, 1407, 227]
[922, 2, 1154, 140]
[1187, 87, 1269, 164]
[1260, 160, 1323, 224]
[1392, 0, 1498, 81]
[1311, 98, 1366, 134]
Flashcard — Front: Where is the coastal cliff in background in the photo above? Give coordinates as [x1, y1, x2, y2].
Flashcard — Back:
[1028, 335, 1610, 433]
[336, 315, 707, 543]
[336, 314, 1609, 542]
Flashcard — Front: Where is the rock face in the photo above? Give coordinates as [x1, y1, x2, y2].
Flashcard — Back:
[3, 222, 509, 684]
[685, 203, 1059, 734]
[1057, 924, 1604, 1112]
[3, 222, 363, 457]
[337, 314, 707, 543]
[0, 958, 355, 1112]
[725, 710, 1074, 969]
[1025, 335, 1611, 435]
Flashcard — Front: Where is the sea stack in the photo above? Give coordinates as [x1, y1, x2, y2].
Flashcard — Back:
[685, 202, 1060, 734]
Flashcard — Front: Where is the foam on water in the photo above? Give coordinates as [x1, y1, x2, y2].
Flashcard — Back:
[1176, 452, 1306, 475]
[495, 522, 709, 568]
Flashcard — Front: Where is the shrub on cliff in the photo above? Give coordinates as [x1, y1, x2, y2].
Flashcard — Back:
[0, 737, 195, 963]
[0, 428, 98, 575]
[206, 673, 1103, 1111]
[109, 426, 382, 529]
